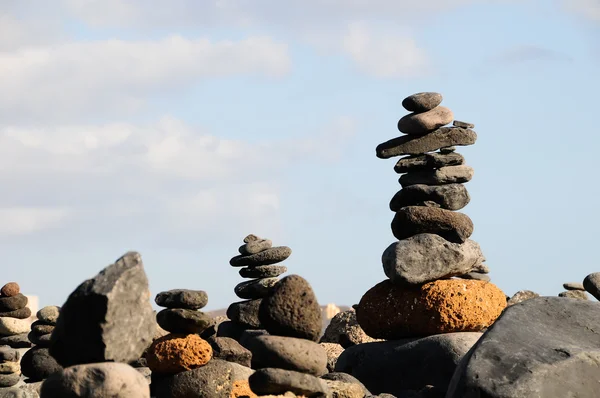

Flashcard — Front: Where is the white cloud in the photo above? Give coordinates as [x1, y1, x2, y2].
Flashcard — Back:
[0, 35, 290, 123]
[0, 207, 70, 237]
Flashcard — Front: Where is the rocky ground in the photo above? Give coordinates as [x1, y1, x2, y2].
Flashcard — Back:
[2, 92, 600, 397]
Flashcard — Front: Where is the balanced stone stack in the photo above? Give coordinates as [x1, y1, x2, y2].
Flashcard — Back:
[358, 92, 507, 339]
[0, 282, 32, 350]
[224, 234, 290, 338]
[0, 345, 21, 390]
[558, 282, 588, 300]
[21, 306, 63, 384]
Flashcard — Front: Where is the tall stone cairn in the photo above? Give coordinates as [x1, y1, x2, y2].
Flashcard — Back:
[357, 92, 507, 339]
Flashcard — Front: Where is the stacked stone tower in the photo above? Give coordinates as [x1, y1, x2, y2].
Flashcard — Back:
[356, 92, 507, 339]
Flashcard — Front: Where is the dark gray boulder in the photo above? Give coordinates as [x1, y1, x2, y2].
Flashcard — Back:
[20, 347, 63, 381]
[227, 299, 262, 329]
[206, 336, 252, 367]
[49, 252, 156, 367]
[249, 368, 330, 397]
[151, 359, 233, 398]
[390, 184, 470, 212]
[583, 272, 600, 301]
[447, 297, 600, 397]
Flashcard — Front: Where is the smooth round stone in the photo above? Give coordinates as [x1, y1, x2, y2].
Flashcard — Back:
[563, 282, 585, 291]
[0, 361, 19, 375]
[0, 334, 31, 349]
[36, 306, 60, 324]
[239, 239, 273, 255]
[394, 152, 464, 174]
[154, 289, 208, 310]
[392, 206, 473, 243]
[156, 309, 214, 334]
[244, 335, 328, 376]
[558, 290, 588, 300]
[376, 127, 477, 159]
[0, 295, 27, 313]
[28, 331, 52, 347]
[402, 92, 443, 113]
[0, 347, 19, 362]
[453, 120, 475, 128]
[0, 318, 30, 336]
[249, 368, 330, 397]
[20, 347, 63, 381]
[397, 106, 454, 135]
[0, 283, 20, 298]
[234, 278, 279, 300]
[0, 373, 20, 388]
[390, 184, 470, 211]
[0, 307, 31, 320]
[239, 265, 287, 279]
[243, 234, 260, 243]
[230, 247, 292, 267]
[583, 273, 600, 301]
[226, 299, 262, 329]
[399, 165, 474, 187]
[31, 321, 54, 335]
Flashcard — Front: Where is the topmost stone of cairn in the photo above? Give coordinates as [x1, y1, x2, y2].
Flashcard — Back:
[402, 92, 443, 113]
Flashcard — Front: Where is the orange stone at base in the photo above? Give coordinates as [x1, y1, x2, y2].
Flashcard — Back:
[146, 333, 212, 375]
[231, 380, 258, 398]
[356, 279, 507, 339]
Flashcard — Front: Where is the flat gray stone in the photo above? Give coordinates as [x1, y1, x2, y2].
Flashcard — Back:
[507, 290, 539, 306]
[234, 278, 279, 300]
[447, 297, 600, 397]
[49, 252, 156, 367]
[156, 308, 214, 334]
[394, 152, 464, 174]
[227, 299, 262, 329]
[31, 322, 54, 335]
[154, 289, 208, 310]
[399, 165, 474, 187]
[239, 265, 287, 279]
[244, 335, 327, 376]
[28, 332, 51, 347]
[239, 239, 272, 255]
[377, 127, 477, 159]
[249, 368, 330, 397]
[151, 359, 233, 398]
[583, 272, 600, 300]
[457, 272, 491, 282]
[402, 92, 443, 113]
[563, 282, 585, 291]
[453, 120, 475, 128]
[558, 290, 588, 300]
[206, 336, 252, 367]
[0, 308, 31, 320]
[440, 146, 456, 153]
[391, 206, 473, 243]
[0, 295, 27, 313]
[397, 106, 454, 135]
[390, 184, 470, 211]
[382, 234, 486, 285]
[230, 247, 292, 267]
[0, 334, 31, 349]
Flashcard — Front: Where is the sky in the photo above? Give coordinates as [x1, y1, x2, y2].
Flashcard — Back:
[2, 0, 600, 311]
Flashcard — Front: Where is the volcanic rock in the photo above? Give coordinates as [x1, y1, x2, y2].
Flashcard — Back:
[146, 334, 212, 375]
[248, 368, 330, 397]
[155, 289, 208, 310]
[320, 309, 380, 348]
[390, 184, 470, 211]
[399, 165, 474, 187]
[239, 265, 288, 279]
[507, 290, 539, 306]
[156, 308, 214, 334]
[36, 306, 60, 324]
[394, 152, 464, 174]
[234, 278, 279, 299]
[230, 247, 292, 267]
[397, 106, 454, 135]
[239, 239, 273, 255]
[0, 283, 19, 297]
[0, 334, 31, 348]
[227, 299, 262, 329]
[0, 294, 27, 312]
[20, 347, 62, 381]
[391, 206, 473, 243]
[376, 127, 477, 159]
[453, 120, 475, 128]
[151, 359, 233, 398]
[0, 307, 31, 319]
[320, 343, 344, 373]
[207, 336, 252, 367]
[558, 290, 588, 300]
[0, 347, 19, 363]
[402, 93, 443, 113]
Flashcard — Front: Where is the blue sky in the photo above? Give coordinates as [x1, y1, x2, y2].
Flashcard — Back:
[1, 0, 600, 311]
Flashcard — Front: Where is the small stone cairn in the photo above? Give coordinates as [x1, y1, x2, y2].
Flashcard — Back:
[558, 282, 588, 300]
[21, 306, 63, 384]
[224, 234, 290, 338]
[357, 92, 507, 340]
[0, 346, 21, 391]
[0, 282, 32, 351]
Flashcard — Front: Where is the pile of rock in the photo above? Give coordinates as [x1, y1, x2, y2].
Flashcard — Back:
[0, 282, 32, 350]
[558, 282, 588, 300]
[21, 306, 63, 385]
[224, 234, 290, 339]
[0, 345, 21, 390]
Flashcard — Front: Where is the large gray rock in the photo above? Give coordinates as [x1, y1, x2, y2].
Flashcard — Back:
[20, 347, 63, 381]
[394, 152, 464, 174]
[376, 127, 477, 159]
[151, 359, 233, 398]
[40, 362, 149, 397]
[390, 184, 470, 211]
[399, 165, 474, 187]
[391, 207, 473, 243]
[447, 297, 600, 397]
[583, 272, 600, 301]
[382, 234, 486, 285]
[49, 252, 156, 367]
[249, 368, 330, 397]
[335, 333, 481, 396]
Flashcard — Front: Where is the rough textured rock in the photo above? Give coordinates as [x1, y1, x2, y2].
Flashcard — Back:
[245, 335, 327, 376]
[0, 361, 19, 374]
[0, 334, 31, 349]
[394, 152, 464, 174]
[399, 165, 474, 187]
[20, 347, 63, 381]
[151, 359, 233, 398]
[382, 234, 486, 285]
[259, 275, 322, 342]
[239, 265, 288, 279]
[0, 283, 20, 298]
[323, 380, 366, 398]
[156, 308, 214, 334]
[397, 106, 454, 135]
[29, 332, 51, 347]
[0, 308, 31, 320]
[320, 310, 380, 348]
[40, 362, 149, 398]
[336, 333, 480, 396]
[390, 184, 470, 211]
[49, 252, 155, 367]
[230, 247, 292, 267]
[232, 380, 258, 398]
[239, 239, 273, 255]
[36, 306, 60, 324]
[234, 278, 279, 299]
[207, 336, 252, 367]
[320, 343, 344, 373]
[154, 289, 208, 310]
[229, 361, 255, 382]
[563, 282, 585, 291]
[447, 297, 600, 397]
[31, 322, 54, 335]
[0, 294, 27, 312]
[376, 127, 477, 159]
[146, 334, 212, 375]
[507, 290, 539, 306]
[217, 321, 251, 341]
[321, 372, 370, 396]
[227, 299, 262, 329]
[249, 368, 330, 397]
[583, 272, 600, 301]
[402, 92, 443, 113]
[391, 207, 473, 243]
[0, 373, 20, 387]
[0, 387, 38, 397]
[558, 290, 588, 300]
[356, 279, 506, 339]
[0, 318, 29, 336]
[453, 120, 475, 128]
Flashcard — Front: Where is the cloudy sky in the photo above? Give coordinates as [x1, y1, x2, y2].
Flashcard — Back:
[2, 0, 600, 310]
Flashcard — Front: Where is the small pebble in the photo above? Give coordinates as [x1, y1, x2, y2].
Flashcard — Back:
[453, 120, 475, 128]
[0, 282, 20, 297]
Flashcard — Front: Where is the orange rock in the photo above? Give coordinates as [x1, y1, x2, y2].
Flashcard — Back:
[146, 334, 212, 374]
[0, 282, 20, 297]
[231, 380, 258, 398]
[357, 279, 506, 339]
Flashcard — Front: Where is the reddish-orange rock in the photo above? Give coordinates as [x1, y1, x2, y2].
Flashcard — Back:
[146, 334, 212, 374]
[356, 279, 506, 339]
[231, 380, 257, 398]
[0, 282, 20, 297]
